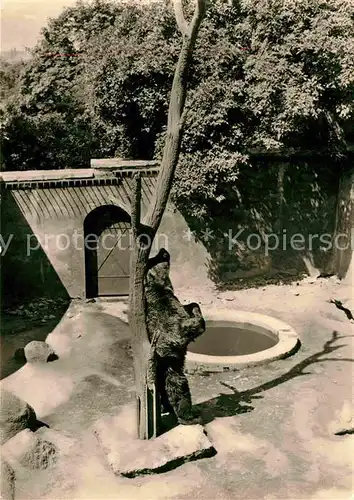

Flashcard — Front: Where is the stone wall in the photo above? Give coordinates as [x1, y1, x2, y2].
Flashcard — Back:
[332, 169, 354, 280]
[1, 158, 352, 307]
[179, 156, 345, 285]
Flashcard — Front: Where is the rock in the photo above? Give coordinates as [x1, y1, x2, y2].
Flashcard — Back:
[34, 427, 76, 457]
[0, 389, 37, 445]
[2, 429, 34, 463]
[2, 429, 57, 470]
[22, 437, 57, 469]
[94, 408, 216, 478]
[24, 341, 57, 363]
[0, 460, 15, 500]
[329, 401, 354, 436]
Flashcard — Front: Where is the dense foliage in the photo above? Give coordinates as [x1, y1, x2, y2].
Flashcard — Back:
[1, 0, 353, 220]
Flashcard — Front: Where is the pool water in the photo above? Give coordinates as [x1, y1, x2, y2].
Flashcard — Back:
[188, 320, 277, 357]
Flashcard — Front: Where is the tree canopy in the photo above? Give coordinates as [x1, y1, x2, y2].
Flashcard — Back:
[1, 0, 353, 216]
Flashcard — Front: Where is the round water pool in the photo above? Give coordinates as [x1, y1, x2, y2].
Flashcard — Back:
[186, 309, 300, 373]
[188, 320, 278, 356]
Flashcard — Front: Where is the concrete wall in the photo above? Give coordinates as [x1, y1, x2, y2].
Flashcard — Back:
[0, 175, 211, 306]
[0, 188, 69, 305]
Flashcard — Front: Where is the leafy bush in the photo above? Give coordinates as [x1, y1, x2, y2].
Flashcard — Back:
[1, 0, 352, 231]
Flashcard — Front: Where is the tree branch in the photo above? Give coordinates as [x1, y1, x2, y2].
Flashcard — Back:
[173, 0, 188, 35]
[189, 0, 207, 38]
[145, 0, 207, 232]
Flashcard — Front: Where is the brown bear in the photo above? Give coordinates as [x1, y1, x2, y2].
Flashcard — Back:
[145, 248, 205, 425]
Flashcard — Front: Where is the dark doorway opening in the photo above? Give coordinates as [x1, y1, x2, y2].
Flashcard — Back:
[84, 205, 131, 298]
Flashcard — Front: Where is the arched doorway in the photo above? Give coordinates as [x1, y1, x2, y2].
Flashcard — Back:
[84, 205, 131, 298]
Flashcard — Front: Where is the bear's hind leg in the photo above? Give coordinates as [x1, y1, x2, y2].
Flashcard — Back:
[158, 381, 176, 417]
[155, 360, 177, 418]
[165, 367, 202, 425]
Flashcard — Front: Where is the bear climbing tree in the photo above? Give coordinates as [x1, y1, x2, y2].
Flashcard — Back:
[129, 0, 207, 440]
[145, 248, 206, 426]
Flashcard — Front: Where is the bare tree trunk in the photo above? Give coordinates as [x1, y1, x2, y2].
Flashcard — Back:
[129, 173, 159, 439]
[129, 0, 207, 440]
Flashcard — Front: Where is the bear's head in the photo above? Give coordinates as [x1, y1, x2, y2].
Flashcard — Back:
[146, 248, 174, 293]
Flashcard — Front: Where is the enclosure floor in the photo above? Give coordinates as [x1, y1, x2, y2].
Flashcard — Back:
[1, 276, 353, 500]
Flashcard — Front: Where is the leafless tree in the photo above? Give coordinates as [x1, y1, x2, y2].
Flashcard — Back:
[129, 0, 207, 439]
